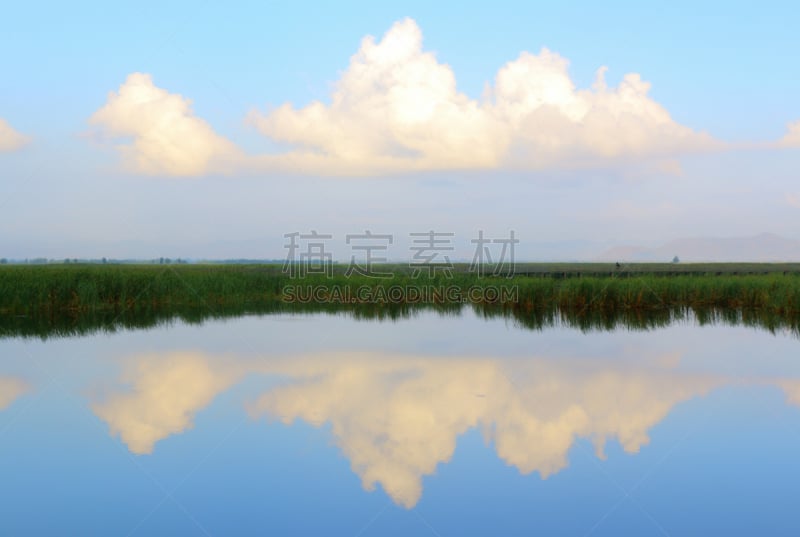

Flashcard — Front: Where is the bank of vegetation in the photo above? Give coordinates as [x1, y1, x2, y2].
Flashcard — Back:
[1, 264, 798, 338]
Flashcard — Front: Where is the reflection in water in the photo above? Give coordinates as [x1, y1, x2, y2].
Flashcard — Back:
[0, 377, 28, 411]
[248, 353, 717, 508]
[93, 349, 728, 508]
[776, 380, 800, 407]
[92, 353, 242, 454]
[5, 301, 800, 341]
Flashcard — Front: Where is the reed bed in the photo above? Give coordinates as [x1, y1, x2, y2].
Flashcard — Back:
[1, 265, 799, 338]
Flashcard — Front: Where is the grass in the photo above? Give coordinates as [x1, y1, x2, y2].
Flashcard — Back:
[0, 264, 285, 314]
[1, 263, 799, 338]
[511, 274, 800, 313]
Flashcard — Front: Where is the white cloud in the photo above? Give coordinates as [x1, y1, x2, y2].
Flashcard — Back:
[89, 346, 800, 509]
[779, 120, 800, 148]
[249, 18, 718, 175]
[89, 73, 242, 176]
[91, 19, 721, 177]
[92, 352, 241, 454]
[0, 377, 29, 410]
[249, 351, 715, 508]
[91, 347, 712, 506]
[0, 118, 30, 152]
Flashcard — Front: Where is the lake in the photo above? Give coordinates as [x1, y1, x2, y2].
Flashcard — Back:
[1, 310, 799, 536]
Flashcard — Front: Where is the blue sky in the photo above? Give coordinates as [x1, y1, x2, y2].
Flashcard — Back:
[1, 1, 799, 259]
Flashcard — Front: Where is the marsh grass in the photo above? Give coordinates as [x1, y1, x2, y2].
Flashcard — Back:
[1, 264, 799, 338]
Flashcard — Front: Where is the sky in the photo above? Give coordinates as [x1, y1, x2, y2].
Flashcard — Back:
[1, 0, 799, 260]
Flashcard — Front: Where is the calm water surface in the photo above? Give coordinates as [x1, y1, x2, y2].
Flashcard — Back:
[1, 311, 799, 535]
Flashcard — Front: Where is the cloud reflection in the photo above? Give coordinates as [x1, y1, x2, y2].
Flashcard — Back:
[92, 352, 242, 454]
[93, 348, 800, 509]
[0, 377, 29, 410]
[248, 352, 716, 508]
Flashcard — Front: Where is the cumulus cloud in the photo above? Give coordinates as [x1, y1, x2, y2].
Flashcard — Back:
[92, 18, 721, 177]
[0, 119, 30, 152]
[249, 351, 715, 508]
[91, 347, 712, 506]
[248, 18, 718, 175]
[89, 73, 242, 176]
[92, 352, 241, 454]
[0, 377, 29, 410]
[92, 346, 800, 509]
[779, 120, 800, 148]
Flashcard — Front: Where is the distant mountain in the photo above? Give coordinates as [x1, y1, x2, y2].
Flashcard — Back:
[5, 233, 800, 263]
[597, 233, 800, 262]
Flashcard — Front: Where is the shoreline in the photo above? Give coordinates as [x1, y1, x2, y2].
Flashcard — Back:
[1, 264, 799, 338]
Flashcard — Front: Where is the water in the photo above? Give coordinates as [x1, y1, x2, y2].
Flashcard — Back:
[1, 310, 799, 535]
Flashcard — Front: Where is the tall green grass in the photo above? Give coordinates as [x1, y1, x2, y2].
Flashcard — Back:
[509, 274, 800, 313]
[0, 265, 286, 314]
[1, 265, 799, 338]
